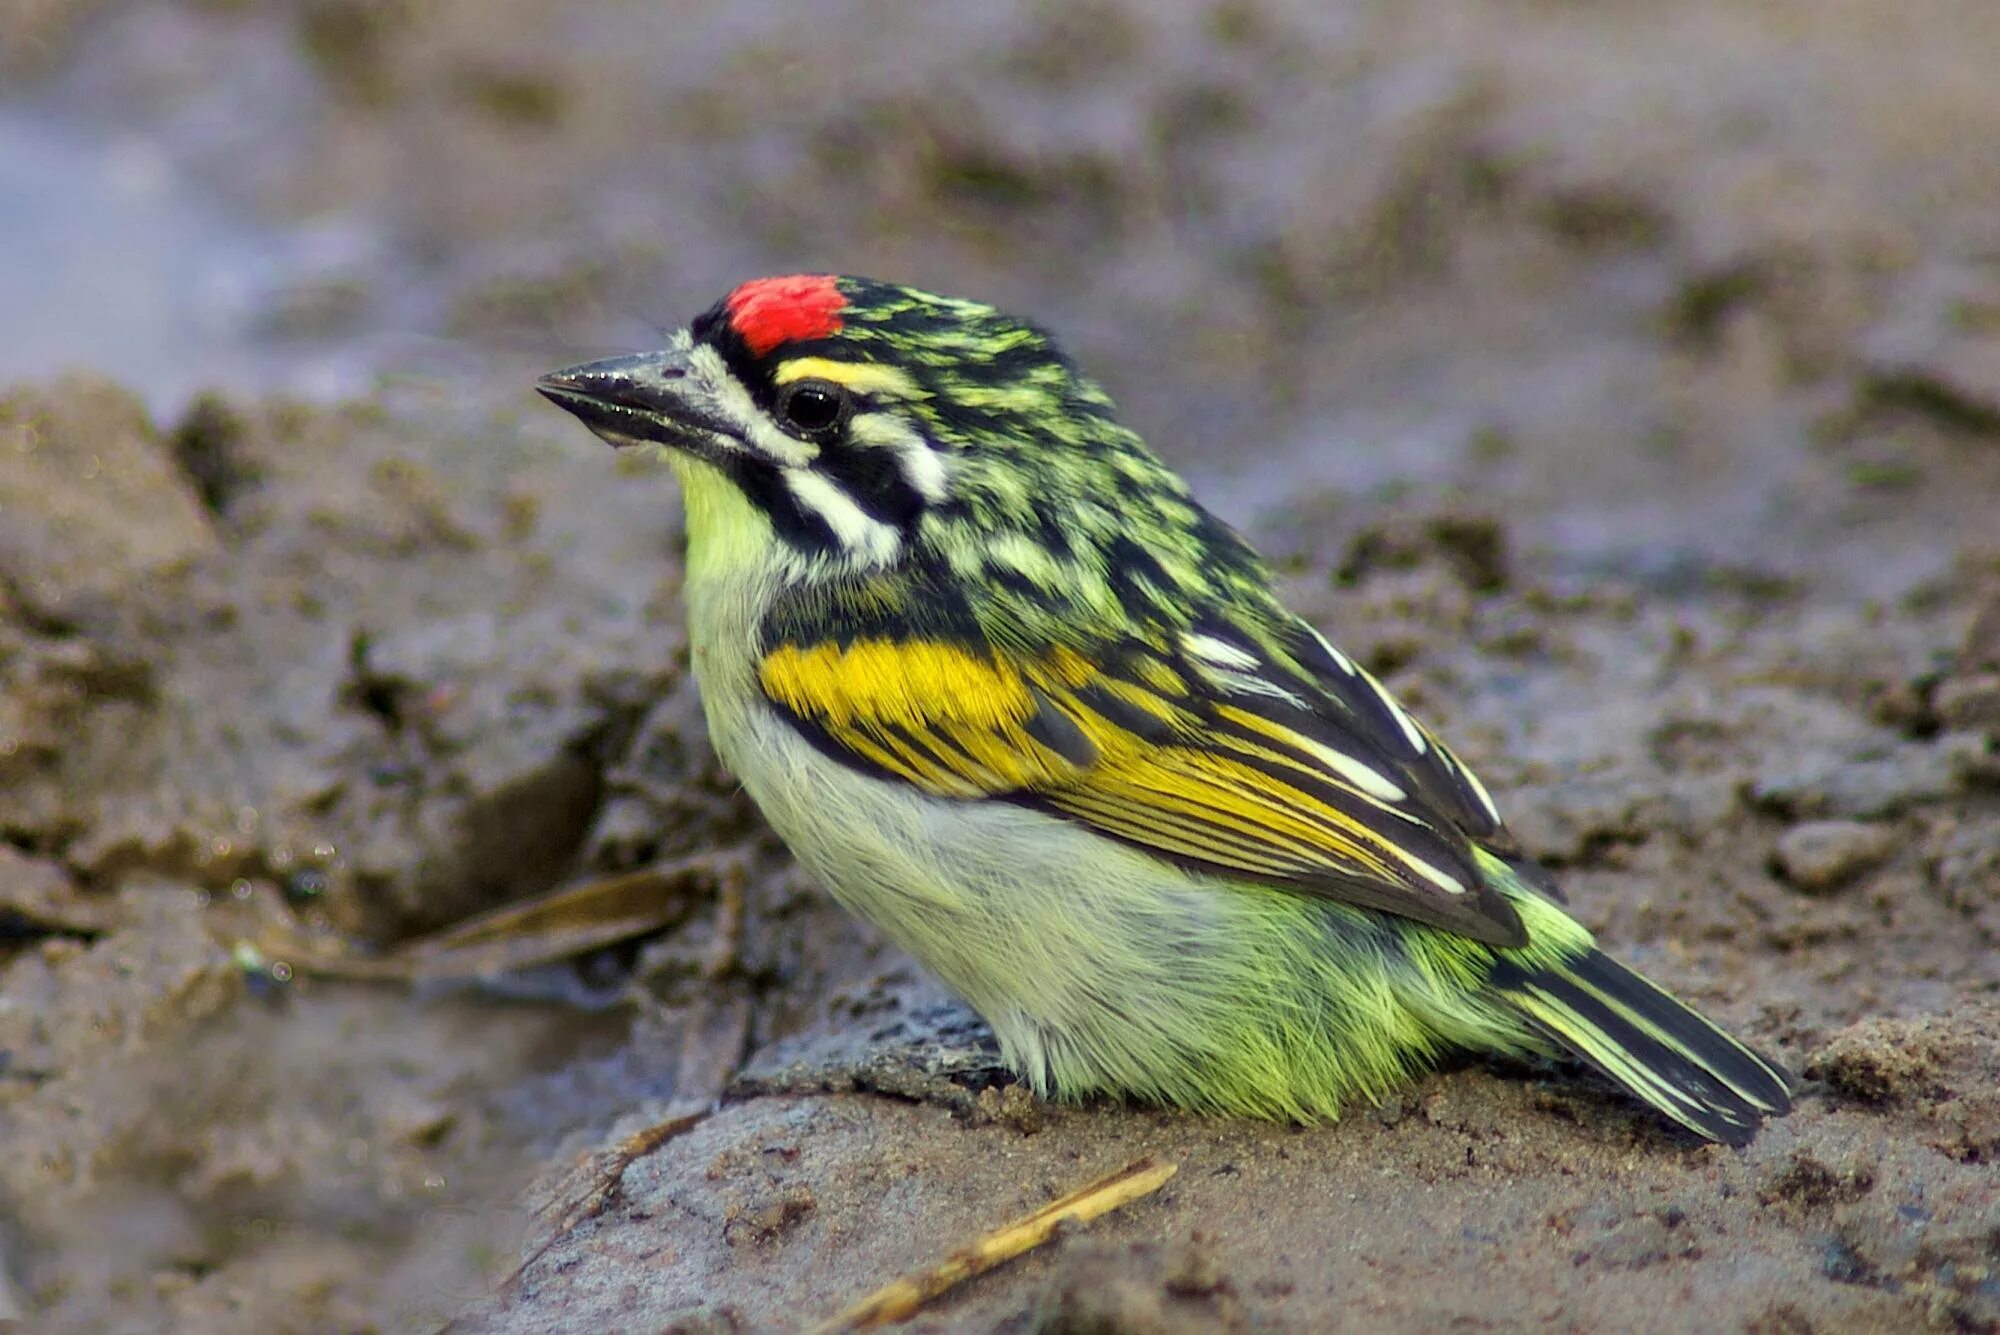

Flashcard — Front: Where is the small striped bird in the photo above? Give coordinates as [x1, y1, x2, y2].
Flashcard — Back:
[539, 275, 1793, 1144]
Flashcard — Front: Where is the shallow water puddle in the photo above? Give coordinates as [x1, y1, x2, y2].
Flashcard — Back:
[0, 108, 378, 413]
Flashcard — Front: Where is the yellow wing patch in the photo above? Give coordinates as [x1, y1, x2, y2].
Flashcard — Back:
[759, 639, 1094, 794]
[762, 639, 1036, 731]
[757, 634, 1526, 944]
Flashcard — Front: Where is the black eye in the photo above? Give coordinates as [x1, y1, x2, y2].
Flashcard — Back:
[776, 379, 851, 439]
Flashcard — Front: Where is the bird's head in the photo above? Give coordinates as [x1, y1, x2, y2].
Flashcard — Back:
[538, 275, 1237, 601]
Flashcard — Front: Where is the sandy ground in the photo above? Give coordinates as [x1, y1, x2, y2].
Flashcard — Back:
[2, 1, 1998, 1329]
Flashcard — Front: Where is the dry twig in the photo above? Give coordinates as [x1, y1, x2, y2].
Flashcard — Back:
[814, 1155, 1178, 1331]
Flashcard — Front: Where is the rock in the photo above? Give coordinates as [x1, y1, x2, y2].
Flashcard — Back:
[1336, 509, 1511, 592]
[728, 974, 1008, 1112]
[1772, 820, 1897, 894]
[1750, 744, 1964, 821]
[1962, 589, 2000, 671]
[1804, 1016, 1951, 1103]
[0, 377, 216, 622]
[1727, 690, 1967, 822]
[1926, 817, 2000, 915]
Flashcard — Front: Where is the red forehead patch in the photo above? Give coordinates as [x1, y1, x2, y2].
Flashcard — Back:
[724, 274, 847, 357]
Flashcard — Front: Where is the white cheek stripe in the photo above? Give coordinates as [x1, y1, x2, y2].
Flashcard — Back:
[897, 435, 949, 503]
[784, 468, 902, 565]
[850, 411, 949, 504]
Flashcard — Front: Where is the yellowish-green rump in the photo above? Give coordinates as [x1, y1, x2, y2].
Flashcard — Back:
[539, 274, 1795, 1145]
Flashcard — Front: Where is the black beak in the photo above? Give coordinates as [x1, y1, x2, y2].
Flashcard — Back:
[537, 349, 724, 452]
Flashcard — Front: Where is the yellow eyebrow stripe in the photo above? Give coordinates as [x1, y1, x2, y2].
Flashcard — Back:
[772, 356, 920, 399]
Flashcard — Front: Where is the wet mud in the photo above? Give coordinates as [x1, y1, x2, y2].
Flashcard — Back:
[2, 1, 1998, 1329]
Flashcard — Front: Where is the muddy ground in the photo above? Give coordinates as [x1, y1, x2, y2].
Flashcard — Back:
[3, 1, 1999, 1330]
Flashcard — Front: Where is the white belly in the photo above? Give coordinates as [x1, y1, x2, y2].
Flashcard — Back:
[721, 691, 1155, 974]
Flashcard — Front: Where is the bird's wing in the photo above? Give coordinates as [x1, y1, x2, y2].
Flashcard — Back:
[755, 606, 1531, 947]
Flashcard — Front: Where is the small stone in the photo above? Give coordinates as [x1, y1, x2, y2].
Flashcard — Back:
[1928, 817, 2000, 913]
[383, 1097, 459, 1148]
[0, 376, 217, 619]
[1162, 1232, 1228, 1298]
[1804, 1016, 1949, 1102]
[1773, 820, 1896, 893]
[975, 1082, 1046, 1134]
[721, 1184, 815, 1246]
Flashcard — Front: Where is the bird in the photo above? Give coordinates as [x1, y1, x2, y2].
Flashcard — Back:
[537, 273, 1794, 1145]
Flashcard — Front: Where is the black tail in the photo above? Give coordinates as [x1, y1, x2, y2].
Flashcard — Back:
[1492, 948, 1794, 1146]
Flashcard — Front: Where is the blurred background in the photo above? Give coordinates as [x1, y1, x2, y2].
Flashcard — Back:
[2, 2, 1998, 1329]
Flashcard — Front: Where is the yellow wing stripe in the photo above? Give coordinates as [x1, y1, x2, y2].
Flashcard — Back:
[1052, 792, 1292, 870]
[875, 727, 961, 787]
[840, 729, 933, 786]
[1131, 655, 1192, 697]
[1090, 674, 1191, 728]
[1178, 754, 1395, 867]
[1073, 746, 1407, 883]
[941, 721, 1058, 786]
[760, 633, 1475, 913]
[1086, 769, 1323, 862]
[761, 640, 1034, 731]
